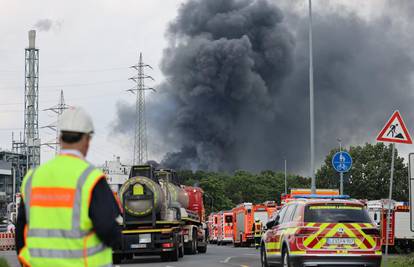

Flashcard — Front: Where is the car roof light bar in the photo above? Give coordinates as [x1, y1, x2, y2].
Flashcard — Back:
[292, 194, 351, 199]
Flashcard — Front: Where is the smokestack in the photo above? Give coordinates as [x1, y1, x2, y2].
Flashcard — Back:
[28, 30, 36, 49]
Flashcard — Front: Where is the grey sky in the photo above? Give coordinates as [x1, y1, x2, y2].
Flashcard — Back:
[1, 0, 413, 175]
[0, 0, 184, 165]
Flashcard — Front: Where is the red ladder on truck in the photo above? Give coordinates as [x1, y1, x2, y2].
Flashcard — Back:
[381, 209, 395, 246]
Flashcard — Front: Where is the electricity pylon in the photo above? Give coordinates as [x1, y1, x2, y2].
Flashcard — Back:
[127, 53, 155, 165]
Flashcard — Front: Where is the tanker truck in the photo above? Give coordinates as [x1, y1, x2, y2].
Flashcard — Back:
[112, 165, 207, 263]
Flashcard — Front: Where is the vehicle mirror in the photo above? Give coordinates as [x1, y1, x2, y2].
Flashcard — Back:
[275, 215, 280, 223]
[266, 220, 275, 229]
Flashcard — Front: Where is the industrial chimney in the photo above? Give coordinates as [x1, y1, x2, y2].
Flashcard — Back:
[28, 30, 36, 49]
[24, 29, 40, 167]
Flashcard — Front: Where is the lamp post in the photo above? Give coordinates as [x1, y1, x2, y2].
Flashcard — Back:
[309, 0, 316, 194]
[284, 159, 287, 195]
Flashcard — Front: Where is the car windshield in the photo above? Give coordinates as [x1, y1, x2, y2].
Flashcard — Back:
[304, 204, 372, 223]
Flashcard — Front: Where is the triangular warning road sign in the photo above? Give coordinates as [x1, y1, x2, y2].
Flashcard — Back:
[376, 110, 412, 144]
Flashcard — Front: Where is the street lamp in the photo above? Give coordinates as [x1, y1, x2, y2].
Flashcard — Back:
[309, 0, 316, 194]
[284, 159, 287, 195]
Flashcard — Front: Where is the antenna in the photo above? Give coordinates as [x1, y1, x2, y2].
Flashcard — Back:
[24, 30, 40, 168]
[42, 90, 70, 154]
[127, 53, 155, 165]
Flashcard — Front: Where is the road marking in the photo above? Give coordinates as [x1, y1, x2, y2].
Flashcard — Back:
[243, 253, 257, 256]
[240, 265, 249, 267]
[220, 256, 233, 263]
[165, 265, 176, 267]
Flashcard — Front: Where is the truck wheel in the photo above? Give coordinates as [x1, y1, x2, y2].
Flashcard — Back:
[198, 244, 207, 253]
[188, 230, 197, 254]
[112, 253, 122, 264]
[169, 240, 180, 262]
[179, 236, 184, 258]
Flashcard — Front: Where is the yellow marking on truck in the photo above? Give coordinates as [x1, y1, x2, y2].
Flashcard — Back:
[122, 228, 174, 234]
[133, 184, 144, 195]
[155, 220, 182, 224]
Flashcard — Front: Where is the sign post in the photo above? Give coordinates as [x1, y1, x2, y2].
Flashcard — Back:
[331, 151, 352, 195]
[408, 154, 414, 232]
[376, 110, 412, 267]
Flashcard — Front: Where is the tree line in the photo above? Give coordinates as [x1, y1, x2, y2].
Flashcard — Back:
[177, 143, 409, 214]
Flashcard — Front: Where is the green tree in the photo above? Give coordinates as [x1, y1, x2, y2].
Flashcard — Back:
[199, 173, 233, 214]
[176, 169, 309, 214]
[316, 143, 408, 201]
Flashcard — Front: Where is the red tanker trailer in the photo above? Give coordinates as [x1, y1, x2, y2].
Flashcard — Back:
[113, 165, 207, 263]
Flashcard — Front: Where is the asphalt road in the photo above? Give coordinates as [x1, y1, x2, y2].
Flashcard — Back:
[118, 245, 261, 267]
[0, 245, 261, 267]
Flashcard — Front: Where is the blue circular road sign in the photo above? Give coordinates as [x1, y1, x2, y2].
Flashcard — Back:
[332, 151, 352, 173]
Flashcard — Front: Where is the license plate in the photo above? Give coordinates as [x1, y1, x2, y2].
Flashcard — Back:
[326, 238, 355, 245]
[131, 243, 147, 249]
[139, 234, 151, 244]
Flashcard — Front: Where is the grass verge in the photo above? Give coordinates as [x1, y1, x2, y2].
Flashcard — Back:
[0, 258, 10, 267]
[383, 254, 414, 267]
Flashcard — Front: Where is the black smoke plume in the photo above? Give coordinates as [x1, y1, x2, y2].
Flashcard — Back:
[113, 0, 414, 173]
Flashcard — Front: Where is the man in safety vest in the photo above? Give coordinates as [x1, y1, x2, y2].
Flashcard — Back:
[15, 107, 121, 267]
[252, 219, 263, 249]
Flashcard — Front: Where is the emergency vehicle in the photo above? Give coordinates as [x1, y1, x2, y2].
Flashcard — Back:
[207, 212, 219, 243]
[367, 200, 414, 252]
[262, 201, 278, 218]
[261, 196, 382, 267]
[217, 210, 233, 245]
[233, 202, 276, 247]
[281, 189, 339, 204]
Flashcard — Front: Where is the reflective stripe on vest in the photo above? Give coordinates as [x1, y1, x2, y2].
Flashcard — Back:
[254, 223, 262, 236]
[30, 243, 105, 258]
[25, 165, 95, 238]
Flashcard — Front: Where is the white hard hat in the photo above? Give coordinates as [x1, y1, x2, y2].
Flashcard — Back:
[58, 106, 94, 134]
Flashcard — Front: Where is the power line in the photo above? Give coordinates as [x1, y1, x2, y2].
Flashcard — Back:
[0, 66, 127, 74]
[0, 91, 127, 107]
[0, 128, 23, 131]
[0, 79, 126, 91]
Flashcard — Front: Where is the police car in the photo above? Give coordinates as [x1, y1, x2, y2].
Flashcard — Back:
[261, 196, 382, 267]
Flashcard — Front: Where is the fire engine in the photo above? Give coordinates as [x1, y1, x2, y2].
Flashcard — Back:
[217, 210, 233, 245]
[367, 199, 414, 252]
[207, 212, 219, 244]
[232, 202, 276, 247]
